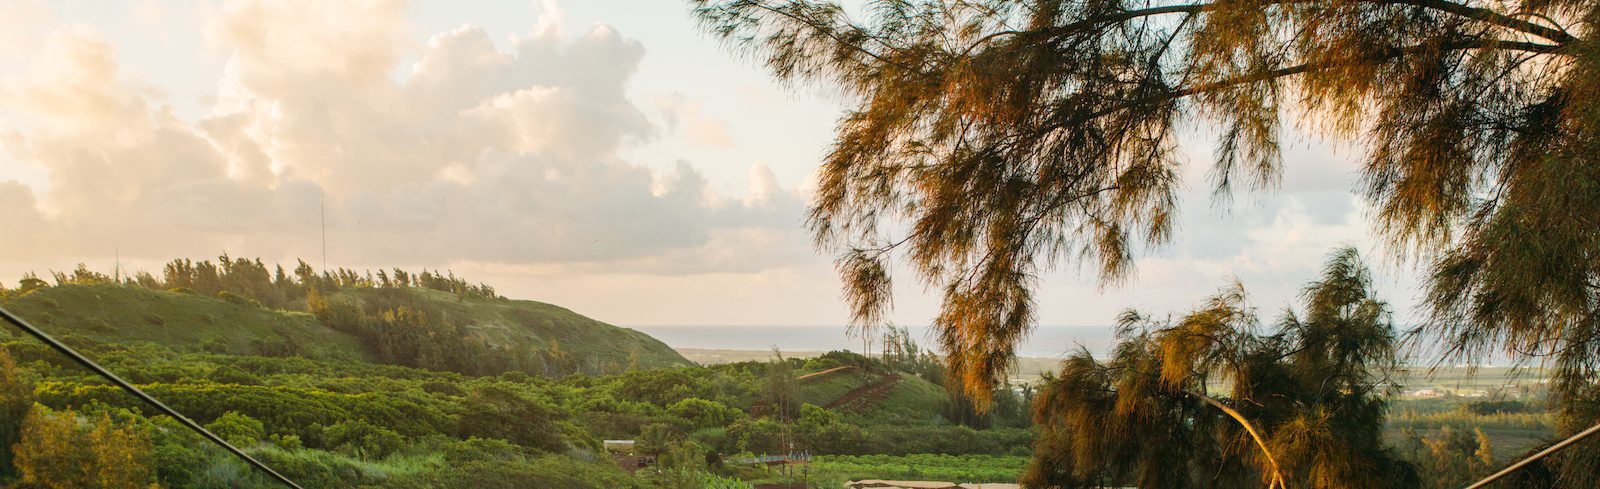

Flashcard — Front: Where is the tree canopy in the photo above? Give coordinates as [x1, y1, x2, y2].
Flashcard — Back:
[689, 0, 1595, 409]
[1022, 248, 1417, 488]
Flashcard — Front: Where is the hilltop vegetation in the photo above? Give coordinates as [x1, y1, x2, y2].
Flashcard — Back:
[0, 255, 689, 375]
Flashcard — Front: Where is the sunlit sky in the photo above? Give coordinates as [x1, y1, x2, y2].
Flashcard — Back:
[0, 0, 1424, 329]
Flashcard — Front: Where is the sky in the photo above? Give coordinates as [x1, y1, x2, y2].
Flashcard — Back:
[0, 0, 1427, 331]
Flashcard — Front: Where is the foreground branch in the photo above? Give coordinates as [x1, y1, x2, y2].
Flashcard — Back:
[1082, 38, 1566, 123]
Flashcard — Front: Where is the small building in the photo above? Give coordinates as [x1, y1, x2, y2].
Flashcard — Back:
[603, 440, 636, 454]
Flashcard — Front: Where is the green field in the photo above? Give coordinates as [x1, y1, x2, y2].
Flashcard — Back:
[808, 454, 1029, 486]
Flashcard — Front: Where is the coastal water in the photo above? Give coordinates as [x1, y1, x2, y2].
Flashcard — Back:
[630, 324, 1514, 366]
[630, 324, 1118, 359]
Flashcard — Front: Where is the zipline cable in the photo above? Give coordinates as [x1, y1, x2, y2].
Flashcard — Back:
[0, 305, 304, 489]
[1464, 421, 1600, 489]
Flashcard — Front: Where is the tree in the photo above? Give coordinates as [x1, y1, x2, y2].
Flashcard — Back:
[689, 0, 1593, 409]
[762, 349, 800, 420]
[666, 398, 743, 430]
[10, 405, 157, 489]
[1402, 426, 1496, 488]
[0, 347, 34, 479]
[1022, 248, 1417, 488]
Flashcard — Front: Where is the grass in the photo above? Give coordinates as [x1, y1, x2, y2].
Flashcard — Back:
[330, 287, 691, 369]
[806, 454, 1029, 487]
[846, 375, 947, 426]
[1387, 397, 1556, 459]
[1, 283, 690, 371]
[790, 368, 948, 425]
[3, 284, 370, 362]
[796, 370, 866, 407]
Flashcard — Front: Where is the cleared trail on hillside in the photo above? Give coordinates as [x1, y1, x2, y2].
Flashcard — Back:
[827, 373, 902, 411]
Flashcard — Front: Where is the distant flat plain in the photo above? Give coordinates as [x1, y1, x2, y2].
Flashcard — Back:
[675, 347, 1550, 393]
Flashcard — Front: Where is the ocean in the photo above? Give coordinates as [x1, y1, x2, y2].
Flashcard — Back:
[630, 324, 1515, 366]
[629, 325, 1118, 359]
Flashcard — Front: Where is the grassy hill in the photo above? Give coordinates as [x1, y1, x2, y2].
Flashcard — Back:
[794, 366, 948, 425]
[323, 287, 689, 370]
[2, 284, 369, 362]
[0, 283, 690, 373]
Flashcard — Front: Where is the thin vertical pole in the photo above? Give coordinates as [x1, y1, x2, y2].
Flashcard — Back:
[319, 163, 327, 271]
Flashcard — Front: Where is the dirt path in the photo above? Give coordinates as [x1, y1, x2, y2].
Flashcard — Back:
[826, 373, 901, 411]
[795, 365, 853, 384]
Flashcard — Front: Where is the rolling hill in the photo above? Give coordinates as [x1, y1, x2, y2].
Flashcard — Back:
[0, 283, 690, 373]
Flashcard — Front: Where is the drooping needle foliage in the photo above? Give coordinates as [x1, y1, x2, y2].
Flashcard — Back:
[687, 0, 1595, 416]
[1022, 248, 1417, 488]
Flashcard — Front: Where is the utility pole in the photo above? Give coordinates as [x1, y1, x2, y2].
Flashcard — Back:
[319, 162, 327, 272]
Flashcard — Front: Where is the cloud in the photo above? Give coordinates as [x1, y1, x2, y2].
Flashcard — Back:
[654, 93, 735, 148]
[0, 0, 809, 276]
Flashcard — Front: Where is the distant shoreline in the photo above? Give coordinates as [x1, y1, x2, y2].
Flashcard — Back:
[632, 324, 1118, 359]
[639, 324, 1522, 368]
[672, 347, 1548, 390]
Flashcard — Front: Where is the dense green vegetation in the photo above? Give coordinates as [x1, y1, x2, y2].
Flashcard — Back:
[0, 259, 1562, 488]
[0, 263, 1039, 487]
[0, 328, 1039, 487]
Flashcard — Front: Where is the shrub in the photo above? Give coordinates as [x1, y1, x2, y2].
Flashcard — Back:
[667, 398, 743, 430]
[323, 419, 405, 459]
[206, 411, 266, 447]
[217, 290, 261, 307]
[199, 337, 230, 354]
[270, 433, 304, 450]
[209, 365, 260, 385]
[457, 386, 566, 453]
[12, 405, 158, 488]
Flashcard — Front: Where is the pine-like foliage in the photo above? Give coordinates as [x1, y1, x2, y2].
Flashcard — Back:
[689, 0, 1594, 415]
[1021, 248, 1417, 488]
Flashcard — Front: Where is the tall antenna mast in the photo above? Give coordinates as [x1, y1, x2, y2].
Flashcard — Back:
[319, 162, 327, 271]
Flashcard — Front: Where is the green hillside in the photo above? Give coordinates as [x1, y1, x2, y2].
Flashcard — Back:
[1, 283, 689, 373]
[794, 366, 947, 425]
[3, 284, 369, 362]
[323, 287, 689, 370]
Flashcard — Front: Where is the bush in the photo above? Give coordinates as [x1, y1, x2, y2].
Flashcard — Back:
[323, 419, 405, 459]
[251, 446, 371, 487]
[199, 337, 230, 354]
[210, 365, 260, 385]
[441, 437, 524, 464]
[206, 411, 266, 447]
[12, 405, 158, 488]
[457, 386, 566, 453]
[667, 398, 743, 430]
[270, 433, 304, 450]
[217, 290, 261, 307]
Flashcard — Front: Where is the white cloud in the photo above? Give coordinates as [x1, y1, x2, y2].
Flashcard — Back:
[654, 93, 734, 148]
[0, 0, 808, 277]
